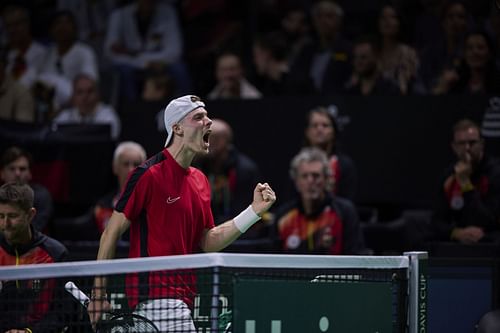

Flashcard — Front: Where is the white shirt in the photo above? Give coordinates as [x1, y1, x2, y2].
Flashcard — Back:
[53, 102, 121, 139]
[6, 41, 47, 88]
[104, 2, 182, 68]
[39, 41, 99, 106]
[208, 79, 262, 100]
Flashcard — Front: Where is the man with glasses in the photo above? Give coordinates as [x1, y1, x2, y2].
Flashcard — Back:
[432, 118, 500, 244]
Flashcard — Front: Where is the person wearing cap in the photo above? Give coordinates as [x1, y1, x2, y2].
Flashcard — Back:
[88, 95, 276, 331]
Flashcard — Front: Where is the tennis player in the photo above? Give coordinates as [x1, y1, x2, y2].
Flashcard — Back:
[88, 95, 276, 332]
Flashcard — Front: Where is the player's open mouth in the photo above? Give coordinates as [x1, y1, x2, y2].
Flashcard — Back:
[203, 131, 211, 143]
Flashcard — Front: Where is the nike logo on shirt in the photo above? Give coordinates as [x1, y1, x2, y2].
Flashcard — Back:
[166, 196, 181, 204]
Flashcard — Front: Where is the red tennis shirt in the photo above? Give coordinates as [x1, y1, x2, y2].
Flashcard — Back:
[115, 149, 215, 309]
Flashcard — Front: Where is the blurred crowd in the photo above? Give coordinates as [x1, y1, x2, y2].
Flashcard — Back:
[0, 0, 499, 128]
[1, 0, 500, 254]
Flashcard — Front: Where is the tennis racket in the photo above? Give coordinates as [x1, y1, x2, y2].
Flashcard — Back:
[64, 281, 159, 333]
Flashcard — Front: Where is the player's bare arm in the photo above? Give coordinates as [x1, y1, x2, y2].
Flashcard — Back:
[201, 183, 276, 252]
[88, 211, 131, 329]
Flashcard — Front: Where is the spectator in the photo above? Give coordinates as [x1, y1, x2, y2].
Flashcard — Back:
[413, 0, 451, 53]
[104, 0, 191, 100]
[52, 74, 121, 140]
[481, 96, 500, 157]
[193, 119, 262, 230]
[272, 147, 365, 254]
[252, 30, 315, 96]
[207, 51, 261, 100]
[432, 31, 500, 95]
[344, 36, 400, 96]
[431, 119, 500, 244]
[376, 4, 424, 95]
[484, 3, 500, 69]
[302, 106, 357, 200]
[93, 141, 147, 237]
[179, 0, 245, 96]
[291, 0, 351, 94]
[0, 146, 53, 232]
[0, 182, 70, 332]
[278, 3, 312, 67]
[38, 10, 99, 109]
[0, 48, 35, 122]
[419, 1, 470, 91]
[2, 5, 47, 89]
[56, 0, 117, 60]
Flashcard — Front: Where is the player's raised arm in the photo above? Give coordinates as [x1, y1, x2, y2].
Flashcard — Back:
[201, 182, 276, 252]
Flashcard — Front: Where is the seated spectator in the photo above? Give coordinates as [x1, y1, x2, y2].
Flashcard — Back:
[252, 30, 315, 96]
[37, 10, 99, 110]
[271, 147, 365, 254]
[376, 4, 424, 95]
[0, 146, 53, 232]
[419, 1, 470, 91]
[104, 0, 191, 100]
[207, 51, 262, 100]
[484, 3, 500, 69]
[481, 96, 500, 158]
[193, 119, 263, 235]
[431, 119, 500, 244]
[0, 48, 35, 122]
[344, 36, 400, 96]
[52, 74, 121, 140]
[179, 0, 245, 96]
[2, 5, 47, 89]
[291, 0, 351, 94]
[93, 141, 147, 237]
[278, 3, 312, 67]
[432, 31, 500, 95]
[303, 106, 357, 200]
[0, 182, 72, 332]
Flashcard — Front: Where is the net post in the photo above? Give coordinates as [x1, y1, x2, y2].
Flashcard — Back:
[210, 266, 220, 332]
[404, 251, 428, 333]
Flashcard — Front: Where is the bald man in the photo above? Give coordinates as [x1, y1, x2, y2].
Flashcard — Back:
[194, 119, 263, 230]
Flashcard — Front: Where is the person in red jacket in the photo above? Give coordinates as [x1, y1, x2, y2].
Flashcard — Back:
[0, 182, 69, 333]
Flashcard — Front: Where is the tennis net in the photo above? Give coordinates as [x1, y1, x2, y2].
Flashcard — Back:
[0, 252, 427, 332]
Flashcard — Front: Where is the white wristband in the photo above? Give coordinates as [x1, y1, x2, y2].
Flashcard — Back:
[233, 205, 261, 233]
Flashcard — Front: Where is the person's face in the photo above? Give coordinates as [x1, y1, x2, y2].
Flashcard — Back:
[51, 15, 76, 44]
[306, 112, 335, 148]
[177, 108, 213, 154]
[443, 3, 467, 36]
[378, 6, 399, 38]
[353, 43, 377, 76]
[464, 34, 491, 70]
[295, 160, 327, 202]
[312, 1, 341, 38]
[1, 157, 32, 183]
[281, 10, 307, 37]
[72, 77, 99, 114]
[452, 126, 484, 164]
[0, 203, 34, 245]
[113, 148, 145, 188]
[216, 55, 243, 89]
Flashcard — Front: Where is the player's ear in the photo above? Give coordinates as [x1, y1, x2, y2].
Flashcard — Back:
[173, 123, 183, 136]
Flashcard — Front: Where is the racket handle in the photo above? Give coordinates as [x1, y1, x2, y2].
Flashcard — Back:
[65, 281, 90, 308]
